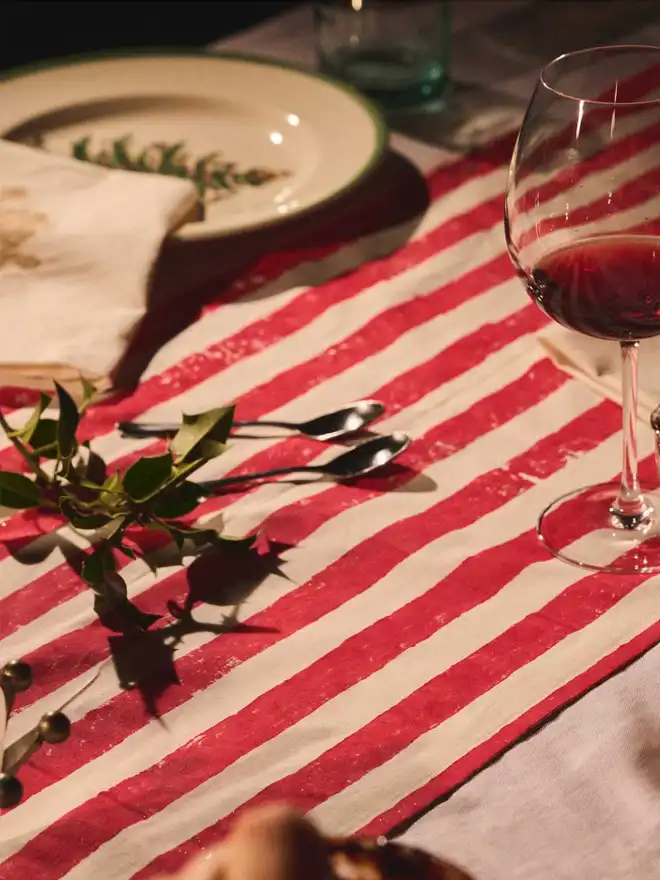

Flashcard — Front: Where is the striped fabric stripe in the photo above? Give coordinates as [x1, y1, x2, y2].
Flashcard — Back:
[3, 4, 660, 878]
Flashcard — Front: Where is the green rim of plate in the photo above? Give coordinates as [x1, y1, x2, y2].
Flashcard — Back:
[0, 48, 389, 238]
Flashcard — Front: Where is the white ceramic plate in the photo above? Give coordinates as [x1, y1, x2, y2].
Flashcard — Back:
[0, 52, 387, 239]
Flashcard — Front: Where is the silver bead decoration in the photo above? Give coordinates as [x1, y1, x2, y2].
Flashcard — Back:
[38, 711, 71, 744]
[1, 660, 32, 692]
[0, 774, 23, 810]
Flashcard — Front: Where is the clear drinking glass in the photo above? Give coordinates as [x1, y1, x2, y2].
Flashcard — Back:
[505, 45, 660, 573]
[314, 0, 451, 111]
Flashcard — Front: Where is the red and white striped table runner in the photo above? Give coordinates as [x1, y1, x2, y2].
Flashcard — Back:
[3, 2, 660, 877]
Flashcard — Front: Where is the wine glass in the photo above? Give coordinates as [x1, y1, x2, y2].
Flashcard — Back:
[505, 45, 660, 573]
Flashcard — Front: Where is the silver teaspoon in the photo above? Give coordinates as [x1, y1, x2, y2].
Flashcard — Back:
[117, 400, 385, 443]
[196, 432, 411, 493]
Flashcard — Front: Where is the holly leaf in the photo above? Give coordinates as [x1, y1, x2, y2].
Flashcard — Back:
[170, 406, 234, 464]
[81, 545, 113, 587]
[103, 515, 128, 543]
[78, 479, 104, 493]
[28, 418, 60, 458]
[10, 392, 52, 444]
[60, 497, 112, 531]
[0, 471, 41, 509]
[84, 448, 107, 487]
[164, 457, 209, 489]
[152, 481, 204, 519]
[99, 471, 125, 511]
[83, 551, 159, 631]
[55, 382, 80, 461]
[79, 376, 97, 413]
[195, 437, 229, 461]
[123, 453, 173, 503]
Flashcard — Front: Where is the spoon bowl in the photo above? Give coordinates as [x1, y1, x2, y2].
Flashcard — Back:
[318, 431, 411, 479]
[291, 400, 385, 441]
[197, 432, 411, 492]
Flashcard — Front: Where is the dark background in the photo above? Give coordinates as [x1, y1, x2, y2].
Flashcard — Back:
[2, 2, 303, 72]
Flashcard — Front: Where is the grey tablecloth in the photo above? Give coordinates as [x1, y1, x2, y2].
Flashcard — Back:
[402, 642, 660, 879]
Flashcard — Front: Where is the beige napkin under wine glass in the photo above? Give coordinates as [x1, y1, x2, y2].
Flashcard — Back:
[0, 138, 199, 398]
[539, 323, 660, 418]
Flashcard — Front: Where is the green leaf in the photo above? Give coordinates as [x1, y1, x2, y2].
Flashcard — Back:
[168, 457, 207, 486]
[100, 471, 125, 508]
[83, 448, 107, 487]
[11, 392, 51, 444]
[0, 410, 48, 480]
[152, 481, 204, 519]
[103, 516, 128, 542]
[78, 479, 105, 492]
[101, 470, 123, 494]
[123, 453, 173, 503]
[0, 471, 41, 509]
[78, 377, 97, 414]
[29, 418, 60, 458]
[81, 545, 113, 587]
[195, 437, 228, 461]
[60, 497, 111, 530]
[55, 382, 80, 461]
[170, 406, 235, 464]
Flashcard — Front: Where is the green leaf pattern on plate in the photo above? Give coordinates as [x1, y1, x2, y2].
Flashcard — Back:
[71, 135, 290, 203]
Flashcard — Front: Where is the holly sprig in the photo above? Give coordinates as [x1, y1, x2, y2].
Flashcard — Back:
[0, 382, 253, 629]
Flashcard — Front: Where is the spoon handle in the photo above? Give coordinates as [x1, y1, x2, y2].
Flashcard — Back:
[236, 419, 296, 431]
[116, 420, 288, 439]
[198, 464, 320, 492]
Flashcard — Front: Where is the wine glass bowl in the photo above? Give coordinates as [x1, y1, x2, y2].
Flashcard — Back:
[506, 45, 660, 573]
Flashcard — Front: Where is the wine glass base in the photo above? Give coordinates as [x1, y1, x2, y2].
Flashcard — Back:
[538, 483, 660, 574]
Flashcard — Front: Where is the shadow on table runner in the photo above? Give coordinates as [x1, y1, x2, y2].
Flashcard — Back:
[109, 148, 429, 394]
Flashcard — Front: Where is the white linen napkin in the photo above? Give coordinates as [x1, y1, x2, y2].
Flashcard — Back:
[538, 323, 660, 418]
[0, 138, 199, 397]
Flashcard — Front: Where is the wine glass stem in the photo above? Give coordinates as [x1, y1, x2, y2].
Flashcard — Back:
[611, 340, 649, 528]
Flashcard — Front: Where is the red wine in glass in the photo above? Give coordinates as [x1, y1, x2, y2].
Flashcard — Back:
[529, 235, 660, 341]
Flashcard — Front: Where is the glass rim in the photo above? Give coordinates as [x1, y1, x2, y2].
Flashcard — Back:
[540, 44, 660, 107]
